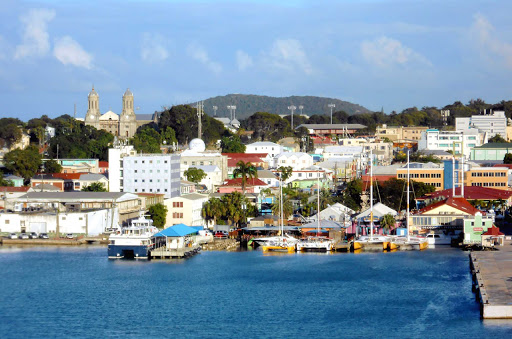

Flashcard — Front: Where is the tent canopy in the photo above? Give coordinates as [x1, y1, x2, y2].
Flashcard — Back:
[356, 202, 397, 221]
[154, 224, 198, 237]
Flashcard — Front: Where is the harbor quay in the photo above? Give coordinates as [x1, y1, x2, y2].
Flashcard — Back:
[470, 239, 512, 319]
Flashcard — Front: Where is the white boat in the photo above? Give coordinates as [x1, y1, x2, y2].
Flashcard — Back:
[253, 234, 298, 247]
[426, 233, 453, 245]
[107, 212, 159, 259]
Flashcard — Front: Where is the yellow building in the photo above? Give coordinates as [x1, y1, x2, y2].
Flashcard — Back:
[396, 167, 444, 190]
[464, 167, 508, 189]
[376, 124, 428, 142]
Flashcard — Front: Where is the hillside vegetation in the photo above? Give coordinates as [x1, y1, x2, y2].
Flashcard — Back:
[191, 94, 371, 120]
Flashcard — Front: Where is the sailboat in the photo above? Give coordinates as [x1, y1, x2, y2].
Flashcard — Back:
[296, 170, 335, 252]
[386, 150, 428, 251]
[262, 177, 296, 253]
[353, 150, 389, 251]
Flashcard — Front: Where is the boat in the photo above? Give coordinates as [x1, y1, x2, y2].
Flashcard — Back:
[296, 171, 335, 252]
[253, 234, 298, 247]
[107, 212, 159, 259]
[262, 177, 297, 253]
[426, 232, 453, 246]
[353, 150, 387, 251]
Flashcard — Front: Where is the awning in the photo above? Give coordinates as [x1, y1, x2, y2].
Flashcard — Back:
[154, 223, 198, 237]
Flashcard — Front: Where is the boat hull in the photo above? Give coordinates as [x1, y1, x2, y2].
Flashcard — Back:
[108, 245, 150, 259]
[262, 245, 295, 253]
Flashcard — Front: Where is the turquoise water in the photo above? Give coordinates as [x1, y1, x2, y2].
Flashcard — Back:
[0, 246, 511, 338]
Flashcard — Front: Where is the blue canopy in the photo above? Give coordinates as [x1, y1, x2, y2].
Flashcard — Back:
[154, 224, 198, 237]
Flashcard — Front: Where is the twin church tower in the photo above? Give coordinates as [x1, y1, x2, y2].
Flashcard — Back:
[84, 86, 156, 139]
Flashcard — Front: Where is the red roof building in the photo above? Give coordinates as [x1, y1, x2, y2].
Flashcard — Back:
[482, 225, 504, 236]
[223, 153, 269, 169]
[418, 186, 512, 204]
[417, 197, 484, 216]
[217, 178, 268, 194]
[99, 161, 109, 174]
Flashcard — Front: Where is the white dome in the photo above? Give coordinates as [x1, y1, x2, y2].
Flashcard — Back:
[189, 138, 206, 152]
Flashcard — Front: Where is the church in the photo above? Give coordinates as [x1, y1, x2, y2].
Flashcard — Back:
[84, 87, 158, 139]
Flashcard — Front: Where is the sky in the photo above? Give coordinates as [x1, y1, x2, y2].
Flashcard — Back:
[1, 0, 512, 121]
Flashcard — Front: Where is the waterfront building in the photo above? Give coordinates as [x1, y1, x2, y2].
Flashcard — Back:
[163, 193, 208, 227]
[462, 212, 495, 245]
[122, 153, 181, 199]
[84, 87, 158, 139]
[456, 110, 506, 139]
[108, 142, 137, 193]
[470, 142, 512, 161]
[418, 129, 487, 158]
[0, 186, 30, 209]
[416, 186, 512, 207]
[245, 141, 283, 158]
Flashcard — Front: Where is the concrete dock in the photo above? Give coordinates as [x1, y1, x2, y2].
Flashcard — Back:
[470, 239, 512, 319]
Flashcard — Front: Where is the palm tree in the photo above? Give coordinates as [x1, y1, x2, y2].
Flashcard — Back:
[232, 161, 258, 194]
[201, 198, 224, 225]
[380, 214, 396, 235]
[271, 196, 294, 220]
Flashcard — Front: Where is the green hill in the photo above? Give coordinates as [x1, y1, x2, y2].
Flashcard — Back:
[188, 94, 371, 120]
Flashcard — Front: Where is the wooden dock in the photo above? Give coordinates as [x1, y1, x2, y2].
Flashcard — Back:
[149, 244, 201, 259]
[470, 239, 512, 319]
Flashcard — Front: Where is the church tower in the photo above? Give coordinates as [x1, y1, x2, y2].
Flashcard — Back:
[84, 86, 100, 129]
[119, 89, 137, 138]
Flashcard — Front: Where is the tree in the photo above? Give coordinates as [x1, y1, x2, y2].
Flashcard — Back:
[43, 159, 62, 174]
[220, 192, 248, 227]
[148, 203, 167, 228]
[160, 126, 178, 146]
[131, 126, 162, 153]
[202, 197, 225, 225]
[241, 112, 292, 141]
[81, 182, 107, 192]
[504, 153, 512, 164]
[220, 135, 246, 153]
[3, 145, 42, 184]
[271, 195, 294, 221]
[232, 161, 258, 194]
[184, 167, 207, 184]
[277, 166, 293, 182]
[0, 175, 14, 187]
[489, 134, 507, 143]
[342, 179, 363, 212]
[380, 214, 396, 234]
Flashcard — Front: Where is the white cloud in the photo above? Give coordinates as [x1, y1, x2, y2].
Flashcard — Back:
[186, 43, 222, 74]
[361, 36, 431, 68]
[264, 39, 313, 74]
[14, 8, 56, 59]
[471, 13, 512, 69]
[53, 36, 93, 69]
[141, 33, 169, 63]
[236, 50, 253, 71]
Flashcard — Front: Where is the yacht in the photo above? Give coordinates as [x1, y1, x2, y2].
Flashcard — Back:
[296, 236, 334, 252]
[107, 212, 159, 259]
[253, 234, 298, 247]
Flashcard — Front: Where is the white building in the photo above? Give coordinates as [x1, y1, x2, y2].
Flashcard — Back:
[164, 193, 209, 226]
[246, 141, 284, 158]
[194, 165, 223, 192]
[257, 170, 280, 187]
[320, 145, 364, 161]
[418, 129, 487, 158]
[108, 142, 137, 192]
[122, 154, 181, 199]
[180, 139, 228, 181]
[456, 110, 506, 139]
[274, 152, 313, 170]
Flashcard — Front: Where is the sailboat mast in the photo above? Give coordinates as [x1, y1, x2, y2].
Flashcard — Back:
[280, 176, 283, 235]
[317, 170, 320, 235]
[370, 150, 374, 240]
[407, 149, 410, 242]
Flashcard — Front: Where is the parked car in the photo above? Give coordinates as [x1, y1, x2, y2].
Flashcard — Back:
[18, 233, 29, 239]
[66, 233, 74, 239]
[214, 231, 228, 239]
[8, 233, 17, 239]
[29, 232, 38, 239]
[39, 233, 49, 239]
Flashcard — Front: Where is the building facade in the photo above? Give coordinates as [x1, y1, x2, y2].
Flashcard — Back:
[418, 129, 486, 158]
[456, 110, 506, 139]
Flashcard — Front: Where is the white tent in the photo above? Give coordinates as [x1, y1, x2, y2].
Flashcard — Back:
[356, 202, 397, 221]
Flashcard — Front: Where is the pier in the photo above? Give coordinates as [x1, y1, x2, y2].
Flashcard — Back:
[470, 239, 512, 319]
[149, 244, 201, 259]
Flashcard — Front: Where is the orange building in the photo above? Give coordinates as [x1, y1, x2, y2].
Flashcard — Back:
[396, 167, 444, 190]
[464, 167, 509, 189]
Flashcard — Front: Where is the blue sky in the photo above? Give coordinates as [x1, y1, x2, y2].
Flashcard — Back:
[1, 0, 512, 120]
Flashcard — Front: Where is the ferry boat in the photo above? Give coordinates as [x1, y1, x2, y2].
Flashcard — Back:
[426, 232, 453, 246]
[107, 213, 159, 259]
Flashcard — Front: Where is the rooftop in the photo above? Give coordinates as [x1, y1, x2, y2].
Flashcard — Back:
[297, 123, 367, 130]
[418, 186, 512, 201]
[417, 196, 482, 216]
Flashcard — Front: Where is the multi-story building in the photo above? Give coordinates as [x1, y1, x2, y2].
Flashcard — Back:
[164, 193, 209, 226]
[465, 166, 509, 189]
[108, 143, 137, 193]
[396, 163, 445, 190]
[122, 154, 181, 199]
[418, 129, 486, 158]
[456, 110, 506, 139]
[375, 125, 428, 142]
[180, 139, 228, 181]
[274, 152, 313, 170]
[470, 142, 512, 161]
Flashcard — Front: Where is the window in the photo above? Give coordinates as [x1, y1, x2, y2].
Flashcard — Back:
[184, 161, 188, 165]
[142, 161, 145, 164]
[149, 160, 153, 164]
[134, 160, 137, 164]
[150, 179, 153, 183]
[164, 160, 168, 164]
[135, 179, 138, 182]
[142, 189, 145, 192]
[135, 189, 138, 192]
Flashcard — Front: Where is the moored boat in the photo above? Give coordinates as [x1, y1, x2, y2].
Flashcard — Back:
[107, 212, 159, 259]
[296, 236, 334, 252]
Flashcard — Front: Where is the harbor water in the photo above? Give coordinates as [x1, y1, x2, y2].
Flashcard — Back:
[1, 246, 511, 338]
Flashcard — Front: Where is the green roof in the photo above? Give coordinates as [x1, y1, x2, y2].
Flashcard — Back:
[473, 143, 512, 149]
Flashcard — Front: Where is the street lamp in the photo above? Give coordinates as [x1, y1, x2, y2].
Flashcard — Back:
[328, 103, 335, 124]
[288, 105, 296, 130]
[227, 105, 237, 121]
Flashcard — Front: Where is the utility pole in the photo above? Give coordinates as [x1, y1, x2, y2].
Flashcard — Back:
[328, 103, 335, 124]
[196, 101, 204, 139]
[288, 105, 296, 130]
[213, 105, 218, 117]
